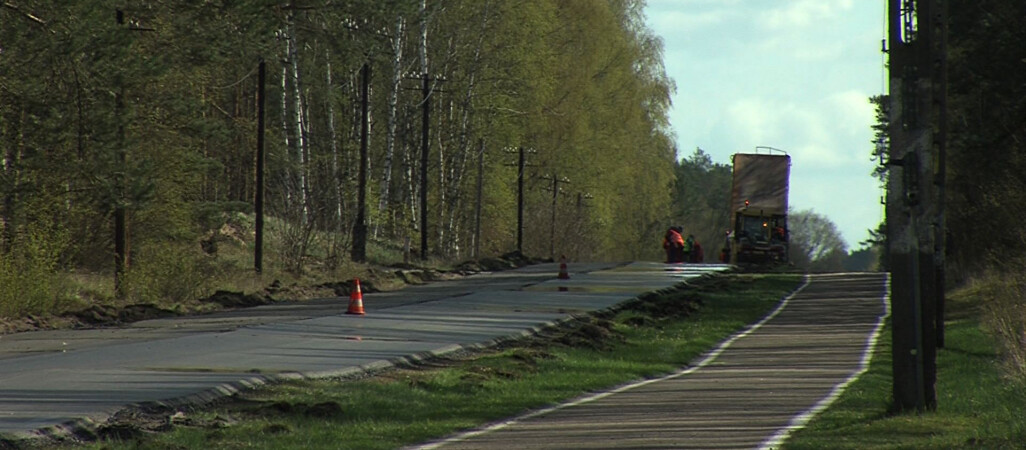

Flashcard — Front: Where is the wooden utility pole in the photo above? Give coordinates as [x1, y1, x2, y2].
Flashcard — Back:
[352, 63, 371, 262]
[516, 146, 525, 254]
[932, 1, 948, 349]
[113, 10, 128, 298]
[111, 9, 154, 296]
[419, 72, 431, 260]
[503, 146, 534, 254]
[887, 0, 944, 412]
[543, 174, 569, 260]
[255, 60, 266, 273]
[473, 139, 484, 259]
[114, 80, 127, 298]
[418, 0, 430, 261]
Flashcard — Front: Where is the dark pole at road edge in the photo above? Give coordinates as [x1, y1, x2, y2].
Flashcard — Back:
[352, 63, 370, 262]
[474, 139, 484, 259]
[255, 60, 266, 273]
[517, 146, 524, 254]
[887, 0, 939, 412]
[420, 72, 430, 260]
[114, 9, 128, 298]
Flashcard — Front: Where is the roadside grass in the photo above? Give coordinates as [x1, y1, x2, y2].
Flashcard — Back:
[783, 278, 1026, 449]
[71, 273, 803, 450]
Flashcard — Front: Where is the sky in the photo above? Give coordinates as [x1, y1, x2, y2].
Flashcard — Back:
[643, 0, 886, 249]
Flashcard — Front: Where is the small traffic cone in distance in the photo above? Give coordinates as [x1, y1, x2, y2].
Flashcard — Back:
[347, 278, 365, 315]
[558, 255, 570, 280]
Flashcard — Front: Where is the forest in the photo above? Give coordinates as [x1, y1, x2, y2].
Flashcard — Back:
[0, 0, 1022, 324]
[1, 0, 678, 316]
[943, 0, 1025, 280]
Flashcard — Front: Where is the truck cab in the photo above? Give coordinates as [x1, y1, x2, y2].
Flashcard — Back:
[732, 208, 787, 263]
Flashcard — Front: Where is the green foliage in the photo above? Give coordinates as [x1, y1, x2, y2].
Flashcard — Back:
[868, 95, 888, 184]
[943, 0, 1026, 276]
[789, 208, 848, 272]
[843, 245, 880, 272]
[120, 241, 215, 306]
[1, 0, 679, 315]
[669, 148, 733, 261]
[0, 222, 71, 317]
[964, 262, 1026, 382]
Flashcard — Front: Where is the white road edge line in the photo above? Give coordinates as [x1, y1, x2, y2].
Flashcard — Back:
[758, 273, 892, 450]
[410, 274, 813, 450]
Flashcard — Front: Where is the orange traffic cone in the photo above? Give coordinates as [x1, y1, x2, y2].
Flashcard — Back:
[558, 255, 570, 280]
[347, 278, 366, 315]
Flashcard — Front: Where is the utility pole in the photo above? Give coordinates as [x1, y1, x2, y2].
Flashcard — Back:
[887, 0, 944, 412]
[418, 0, 430, 261]
[403, 74, 444, 261]
[504, 146, 534, 254]
[403, 71, 444, 261]
[543, 174, 570, 260]
[113, 10, 127, 299]
[473, 139, 484, 259]
[419, 71, 431, 260]
[932, 1, 948, 349]
[517, 147, 525, 253]
[255, 60, 266, 273]
[114, 81, 127, 298]
[111, 9, 153, 297]
[352, 62, 371, 262]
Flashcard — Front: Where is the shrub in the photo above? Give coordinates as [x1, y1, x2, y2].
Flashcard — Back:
[979, 262, 1026, 381]
[121, 241, 215, 306]
[0, 222, 71, 317]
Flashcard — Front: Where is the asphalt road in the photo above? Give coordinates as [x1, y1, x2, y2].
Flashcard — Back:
[412, 272, 889, 450]
[0, 261, 728, 440]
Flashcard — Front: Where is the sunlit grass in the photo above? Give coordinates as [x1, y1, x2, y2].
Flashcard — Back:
[784, 275, 1026, 449]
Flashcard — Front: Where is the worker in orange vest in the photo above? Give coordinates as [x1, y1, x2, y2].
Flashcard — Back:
[663, 227, 685, 263]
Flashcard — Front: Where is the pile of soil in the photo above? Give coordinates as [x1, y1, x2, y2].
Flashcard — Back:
[454, 251, 549, 273]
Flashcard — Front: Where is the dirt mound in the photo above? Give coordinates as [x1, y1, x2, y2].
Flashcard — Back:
[66, 304, 176, 327]
[627, 291, 702, 320]
[198, 290, 274, 308]
[454, 251, 549, 273]
[316, 279, 379, 297]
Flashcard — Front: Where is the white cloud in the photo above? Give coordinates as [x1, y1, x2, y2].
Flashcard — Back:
[647, 8, 728, 33]
[763, 0, 854, 30]
[719, 98, 853, 168]
[826, 90, 876, 136]
[791, 41, 847, 61]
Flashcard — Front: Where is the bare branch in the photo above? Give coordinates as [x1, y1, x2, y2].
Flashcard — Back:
[2, 2, 46, 26]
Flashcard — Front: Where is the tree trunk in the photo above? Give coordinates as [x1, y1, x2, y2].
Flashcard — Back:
[418, 0, 430, 259]
[287, 15, 309, 224]
[440, 3, 491, 258]
[280, 59, 293, 207]
[378, 15, 406, 220]
[325, 50, 342, 226]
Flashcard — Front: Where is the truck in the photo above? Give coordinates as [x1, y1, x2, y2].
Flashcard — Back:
[726, 149, 790, 264]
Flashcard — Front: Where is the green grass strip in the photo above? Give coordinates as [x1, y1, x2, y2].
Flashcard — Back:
[69, 273, 801, 450]
[783, 310, 1026, 448]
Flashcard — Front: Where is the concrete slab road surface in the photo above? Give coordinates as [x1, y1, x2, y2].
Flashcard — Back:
[0, 261, 728, 440]
[414, 272, 889, 450]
